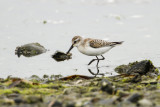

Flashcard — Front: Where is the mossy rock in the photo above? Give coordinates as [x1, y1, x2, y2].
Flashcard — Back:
[15, 43, 47, 57]
[115, 60, 159, 77]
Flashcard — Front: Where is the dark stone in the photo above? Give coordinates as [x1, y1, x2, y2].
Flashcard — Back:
[51, 101, 62, 107]
[66, 102, 75, 107]
[127, 60, 157, 75]
[115, 62, 138, 74]
[115, 60, 159, 77]
[117, 92, 130, 102]
[127, 93, 143, 103]
[101, 79, 116, 94]
[14, 98, 23, 104]
[43, 74, 49, 79]
[131, 75, 142, 83]
[52, 51, 72, 62]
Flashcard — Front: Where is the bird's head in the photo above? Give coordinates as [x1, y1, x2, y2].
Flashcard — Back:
[66, 36, 83, 54]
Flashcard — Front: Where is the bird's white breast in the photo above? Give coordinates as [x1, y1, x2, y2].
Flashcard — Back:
[77, 45, 113, 56]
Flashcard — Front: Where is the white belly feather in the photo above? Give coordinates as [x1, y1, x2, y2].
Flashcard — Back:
[77, 45, 113, 56]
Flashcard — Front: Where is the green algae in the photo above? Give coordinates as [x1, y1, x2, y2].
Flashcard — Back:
[0, 88, 20, 95]
[0, 60, 160, 106]
[0, 76, 157, 106]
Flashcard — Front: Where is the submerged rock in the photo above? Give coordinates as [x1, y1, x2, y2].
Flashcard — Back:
[52, 51, 72, 62]
[15, 43, 47, 57]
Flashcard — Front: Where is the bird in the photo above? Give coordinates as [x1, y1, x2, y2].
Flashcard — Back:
[66, 36, 123, 67]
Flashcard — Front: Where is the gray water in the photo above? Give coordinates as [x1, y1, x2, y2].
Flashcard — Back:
[0, 0, 160, 78]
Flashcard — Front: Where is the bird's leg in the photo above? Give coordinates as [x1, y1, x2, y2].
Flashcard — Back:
[88, 55, 105, 66]
[96, 55, 105, 67]
[96, 66, 100, 75]
[88, 56, 98, 65]
[88, 67, 100, 77]
[96, 56, 100, 67]
[101, 55, 105, 60]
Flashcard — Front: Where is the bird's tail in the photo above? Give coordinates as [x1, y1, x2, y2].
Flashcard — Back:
[113, 41, 124, 44]
[111, 41, 124, 46]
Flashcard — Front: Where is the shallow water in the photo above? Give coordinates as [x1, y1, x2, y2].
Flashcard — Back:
[0, 0, 160, 78]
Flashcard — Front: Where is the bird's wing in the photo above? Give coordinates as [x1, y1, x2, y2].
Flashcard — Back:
[89, 39, 123, 48]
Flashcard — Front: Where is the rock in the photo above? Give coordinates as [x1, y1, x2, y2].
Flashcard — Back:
[127, 60, 158, 76]
[52, 51, 72, 62]
[131, 75, 142, 83]
[0, 85, 6, 89]
[7, 93, 20, 98]
[1, 73, 160, 107]
[115, 60, 159, 83]
[63, 87, 79, 95]
[117, 91, 130, 102]
[0, 78, 4, 82]
[50, 75, 63, 80]
[24, 96, 43, 104]
[29, 75, 41, 81]
[115, 62, 138, 74]
[65, 101, 75, 107]
[59, 75, 94, 80]
[100, 79, 116, 94]
[14, 98, 23, 104]
[98, 98, 116, 105]
[138, 99, 153, 107]
[43, 74, 49, 79]
[127, 93, 143, 103]
[2, 98, 15, 105]
[75, 80, 83, 84]
[48, 100, 62, 107]
[15, 43, 47, 57]
[7, 79, 22, 89]
[115, 60, 159, 76]
[7, 79, 33, 88]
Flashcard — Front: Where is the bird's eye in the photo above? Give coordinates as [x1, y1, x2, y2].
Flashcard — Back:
[74, 41, 76, 43]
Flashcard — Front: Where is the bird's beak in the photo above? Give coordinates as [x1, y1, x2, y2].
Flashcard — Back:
[66, 44, 74, 54]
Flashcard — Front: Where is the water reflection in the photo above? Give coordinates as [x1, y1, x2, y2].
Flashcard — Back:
[86, 65, 117, 77]
[88, 67, 104, 77]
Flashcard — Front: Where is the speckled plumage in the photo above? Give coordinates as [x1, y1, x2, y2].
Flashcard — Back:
[70, 36, 123, 56]
[67, 36, 124, 66]
[89, 39, 122, 48]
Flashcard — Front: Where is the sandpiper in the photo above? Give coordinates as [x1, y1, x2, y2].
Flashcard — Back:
[67, 36, 123, 67]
